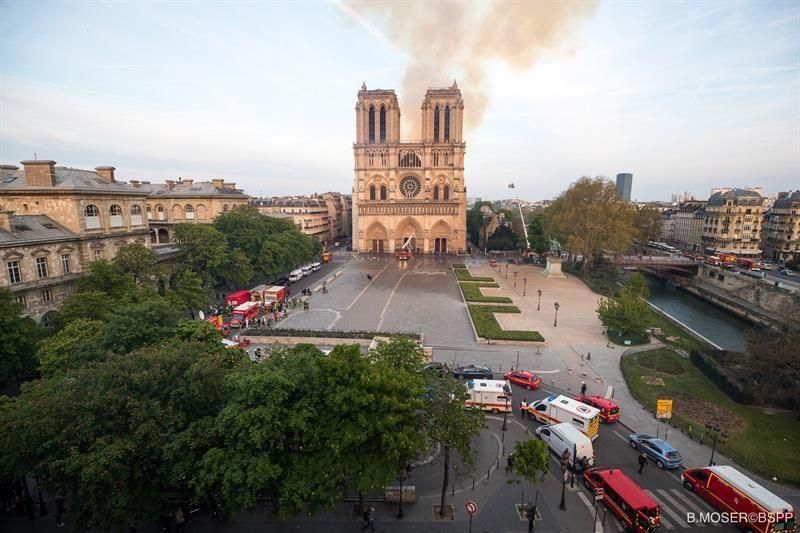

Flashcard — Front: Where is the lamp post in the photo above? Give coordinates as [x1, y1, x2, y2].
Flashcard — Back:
[537, 289, 542, 311]
[398, 464, 412, 518]
[523, 277, 527, 296]
[513, 271, 518, 288]
[505, 264, 509, 279]
[705, 422, 728, 466]
[527, 487, 539, 533]
[553, 302, 560, 327]
[502, 385, 511, 433]
[559, 449, 569, 511]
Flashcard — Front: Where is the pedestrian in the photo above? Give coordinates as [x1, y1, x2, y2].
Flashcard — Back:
[580, 353, 584, 362]
[174, 506, 185, 533]
[54, 494, 65, 528]
[587, 352, 591, 361]
[580, 381, 587, 396]
[361, 505, 375, 532]
[638, 451, 648, 474]
[520, 397, 528, 418]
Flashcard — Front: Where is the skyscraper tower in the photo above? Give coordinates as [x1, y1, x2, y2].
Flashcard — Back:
[616, 173, 633, 202]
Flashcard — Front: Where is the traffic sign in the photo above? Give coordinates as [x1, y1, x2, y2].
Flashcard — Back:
[465, 500, 478, 517]
[594, 488, 605, 501]
[656, 399, 673, 419]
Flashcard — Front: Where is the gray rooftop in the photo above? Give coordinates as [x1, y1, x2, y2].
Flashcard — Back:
[772, 190, 800, 210]
[136, 181, 248, 198]
[708, 188, 763, 206]
[0, 214, 76, 245]
[0, 166, 147, 194]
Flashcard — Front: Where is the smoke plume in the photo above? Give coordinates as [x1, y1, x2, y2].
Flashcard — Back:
[345, 0, 598, 138]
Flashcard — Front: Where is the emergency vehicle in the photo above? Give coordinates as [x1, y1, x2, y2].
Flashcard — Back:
[682, 465, 795, 533]
[249, 284, 270, 303]
[230, 301, 260, 328]
[264, 285, 289, 303]
[583, 468, 660, 532]
[576, 395, 620, 423]
[225, 289, 251, 307]
[465, 379, 512, 414]
[526, 395, 601, 440]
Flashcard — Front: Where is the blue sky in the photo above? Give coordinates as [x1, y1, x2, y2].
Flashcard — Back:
[1, 0, 798, 201]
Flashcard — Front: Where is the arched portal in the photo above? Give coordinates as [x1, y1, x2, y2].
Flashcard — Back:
[430, 220, 452, 255]
[157, 228, 170, 244]
[365, 221, 388, 253]
[394, 217, 424, 253]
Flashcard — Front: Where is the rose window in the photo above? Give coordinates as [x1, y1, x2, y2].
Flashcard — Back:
[399, 176, 421, 198]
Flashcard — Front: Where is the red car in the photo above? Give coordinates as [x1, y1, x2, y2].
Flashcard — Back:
[503, 370, 541, 390]
[576, 395, 620, 423]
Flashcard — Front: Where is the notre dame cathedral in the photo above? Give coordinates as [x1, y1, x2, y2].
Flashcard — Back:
[351, 81, 467, 254]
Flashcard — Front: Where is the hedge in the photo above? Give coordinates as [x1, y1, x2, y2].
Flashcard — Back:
[467, 305, 545, 342]
[454, 268, 495, 282]
[690, 350, 754, 404]
[245, 328, 421, 340]
[451, 263, 467, 269]
[460, 283, 513, 303]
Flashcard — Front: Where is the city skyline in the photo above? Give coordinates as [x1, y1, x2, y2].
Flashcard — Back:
[1, 1, 799, 200]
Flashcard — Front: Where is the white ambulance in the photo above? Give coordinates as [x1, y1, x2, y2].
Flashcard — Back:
[526, 394, 601, 440]
[465, 379, 512, 414]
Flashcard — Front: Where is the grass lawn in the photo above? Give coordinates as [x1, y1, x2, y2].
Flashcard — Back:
[454, 268, 495, 283]
[647, 312, 707, 352]
[467, 305, 545, 342]
[460, 283, 513, 304]
[621, 348, 800, 487]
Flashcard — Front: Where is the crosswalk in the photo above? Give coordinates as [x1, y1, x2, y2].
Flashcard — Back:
[592, 487, 723, 531]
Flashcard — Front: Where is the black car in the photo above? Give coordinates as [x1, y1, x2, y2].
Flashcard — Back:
[453, 364, 493, 380]
[421, 362, 449, 374]
[275, 277, 290, 286]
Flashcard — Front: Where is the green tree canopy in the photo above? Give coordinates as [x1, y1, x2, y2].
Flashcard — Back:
[527, 213, 548, 254]
[0, 289, 45, 385]
[173, 224, 229, 282]
[487, 224, 521, 250]
[634, 206, 663, 245]
[596, 274, 652, 337]
[113, 243, 160, 285]
[37, 319, 107, 377]
[543, 176, 637, 271]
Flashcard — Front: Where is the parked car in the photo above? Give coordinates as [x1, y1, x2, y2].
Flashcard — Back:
[503, 370, 542, 390]
[421, 362, 449, 374]
[780, 268, 795, 276]
[275, 276, 290, 286]
[629, 433, 683, 469]
[453, 364, 493, 380]
[576, 395, 620, 423]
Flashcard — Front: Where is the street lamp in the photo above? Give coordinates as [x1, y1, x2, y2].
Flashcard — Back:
[537, 289, 542, 311]
[398, 464, 412, 518]
[513, 271, 518, 288]
[553, 302, 560, 327]
[505, 264, 509, 279]
[523, 277, 527, 296]
[559, 448, 570, 511]
[527, 488, 539, 533]
[502, 384, 511, 433]
[705, 422, 728, 466]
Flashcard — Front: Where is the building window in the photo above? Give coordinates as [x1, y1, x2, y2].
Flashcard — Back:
[61, 253, 71, 274]
[36, 257, 49, 279]
[146, 205, 152, 220]
[433, 185, 439, 200]
[7, 260, 22, 284]
[185, 204, 195, 220]
[223, 204, 229, 212]
[444, 105, 451, 141]
[42, 288, 53, 303]
[110, 204, 122, 216]
[93, 250, 103, 261]
[368, 105, 375, 144]
[131, 204, 143, 226]
[84, 204, 101, 229]
[380, 185, 387, 200]
[369, 185, 376, 200]
[379, 105, 386, 143]
[444, 185, 450, 200]
[434, 105, 440, 142]
[15, 295, 26, 308]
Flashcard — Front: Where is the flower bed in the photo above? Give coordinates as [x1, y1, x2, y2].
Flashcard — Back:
[467, 305, 544, 342]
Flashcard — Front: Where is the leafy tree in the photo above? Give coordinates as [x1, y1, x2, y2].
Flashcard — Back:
[596, 275, 652, 338]
[423, 372, 484, 516]
[114, 243, 160, 285]
[543, 176, 637, 272]
[0, 289, 45, 385]
[507, 438, 549, 527]
[466, 201, 493, 245]
[76, 259, 136, 298]
[54, 290, 114, 328]
[103, 297, 182, 354]
[634, 206, 663, 245]
[173, 224, 229, 281]
[37, 319, 107, 377]
[169, 270, 212, 313]
[527, 213, 548, 254]
[744, 307, 800, 408]
[487, 224, 520, 250]
[223, 247, 255, 286]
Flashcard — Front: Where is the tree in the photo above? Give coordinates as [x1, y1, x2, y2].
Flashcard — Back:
[173, 224, 229, 281]
[634, 206, 663, 245]
[0, 289, 45, 386]
[744, 307, 800, 408]
[423, 373, 484, 516]
[114, 243, 160, 285]
[596, 274, 652, 338]
[466, 201, 493, 245]
[527, 213, 548, 254]
[54, 290, 114, 328]
[76, 259, 136, 299]
[169, 270, 212, 313]
[103, 297, 182, 354]
[37, 319, 107, 377]
[487, 224, 520, 250]
[543, 176, 637, 272]
[507, 438, 549, 529]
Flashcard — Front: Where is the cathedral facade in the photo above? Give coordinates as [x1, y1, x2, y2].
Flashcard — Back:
[352, 82, 467, 254]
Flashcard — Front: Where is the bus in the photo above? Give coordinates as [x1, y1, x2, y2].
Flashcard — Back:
[583, 467, 660, 532]
[465, 379, 512, 414]
[527, 395, 601, 440]
[682, 466, 795, 533]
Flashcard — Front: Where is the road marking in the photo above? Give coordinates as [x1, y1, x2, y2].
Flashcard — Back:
[649, 489, 690, 529]
[577, 491, 604, 533]
[612, 430, 629, 444]
[344, 263, 390, 310]
[666, 470, 681, 483]
[376, 271, 408, 331]
[669, 488, 718, 526]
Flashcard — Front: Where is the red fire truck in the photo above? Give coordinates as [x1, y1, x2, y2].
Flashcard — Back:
[225, 289, 251, 307]
[230, 301, 261, 328]
[583, 467, 660, 532]
[682, 465, 795, 533]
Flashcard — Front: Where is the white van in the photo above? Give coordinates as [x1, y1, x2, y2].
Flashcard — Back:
[535, 422, 594, 466]
[311, 262, 321, 272]
[288, 269, 303, 283]
[465, 379, 512, 413]
[527, 395, 601, 440]
[301, 265, 313, 277]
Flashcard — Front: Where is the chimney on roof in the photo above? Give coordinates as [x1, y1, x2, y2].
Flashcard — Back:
[223, 182, 236, 190]
[183, 178, 193, 184]
[0, 165, 19, 171]
[20, 160, 56, 187]
[0, 210, 13, 233]
[141, 181, 151, 185]
[129, 179, 140, 188]
[166, 179, 175, 190]
[212, 178, 224, 190]
[95, 166, 116, 183]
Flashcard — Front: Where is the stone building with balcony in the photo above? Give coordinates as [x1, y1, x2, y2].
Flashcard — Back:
[138, 178, 249, 244]
[762, 190, 800, 263]
[322, 192, 352, 241]
[0, 160, 151, 323]
[670, 200, 706, 252]
[351, 82, 467, 254]
[701, 188, 764, 258]
[252, 196, 331, 242]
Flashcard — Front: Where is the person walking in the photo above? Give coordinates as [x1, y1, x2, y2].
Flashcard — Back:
[520, 398, 528, 419]
[361, 505, 375, 532]
[174, 506, 185, 533]
[580, 381, 587, 396]
[638, 451, 648, 474]
[54, 494, 65, 528]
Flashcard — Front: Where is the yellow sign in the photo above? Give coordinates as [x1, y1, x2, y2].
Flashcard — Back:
[656, 399, 673, 419]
